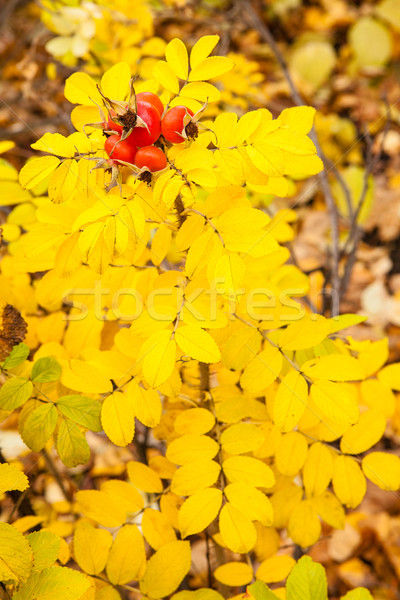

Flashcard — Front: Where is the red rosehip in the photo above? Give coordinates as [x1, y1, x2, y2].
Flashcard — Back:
[134, 146, 167, 172]
[161, 106, 195, 144]
[104, 134, 137, 165]
[107, 101, 161, 147]
[136, 92, 164, 117]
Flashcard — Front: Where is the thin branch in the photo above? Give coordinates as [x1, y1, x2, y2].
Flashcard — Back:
[41, 450, 73, 502]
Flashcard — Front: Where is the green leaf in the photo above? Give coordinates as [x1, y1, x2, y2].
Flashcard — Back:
[286, 556, 328, 600]
[0, 522, 33, 584]
[341, 589, 373, 600]
[2, 343, 30, 369]
[31, 357, 62, 383]
[12, 566, 91, 600]
[56, 418, 90, 467]
[56, 395, 102, 431]
[21, 403, 58, 452]
[0, 377, 33, 410]
[27, 531, 61, 573]
[247, 581, 281, 600]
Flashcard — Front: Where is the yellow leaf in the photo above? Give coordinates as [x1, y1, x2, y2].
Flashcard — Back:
[224, 482, 273, 526]
[175, 325, 221, 363]
[362, 452, 400, 491]
[378, 362, 400, 390]
[303, 442, 333, 497]
[240, 346, 283, 393]
[141, 330, 177, 388]
[270, 484, 302, 529]
[190, 35, 220, 70]
[311, 491, 345, 529]
[287, 500, 321, 548]
[106, 525, 146, 585]
[100, 480, 144, 513]
[219, 503, 256, 553]
[127, 461, 163, 493]
[12, 516, 45, 533]
[167, 434, 219, 465]
[171, 459, 221, 496]
[303, 355, 365, 381]
[220, 423, 264, 455]
[27, 530, 60, 572]
[0, 140, 15, 153]
[151, 224, 172, 266]
[279, 314, 330, 351]
[278, 106, 316, 135]
[0, 522, 33, 583]
[0, 463, 29, 496]
[221, 327, 262, 371]
[142, 508, 177, 550]
[74, 521, 113, 576]
[139, 540, 191, 599]
[31, 132, 75, 158]
[174, 408, 215, 435]
[246, 143, 284, 177]
[179, 488, 222, 538]
[214, 562, 253, 586]
[222, 456, 275, 488]
[310, 381, 359, 425]
[181, 82, 220, 103]
[127, 380, 162, 428]
[61, 359, 113, 394]
[332, 455, 366, 508]
[273, 370, 308, 432]
[101, 391, 135, 447]
[176, 214, 204, 251]
[256, 555, 295, 583]
[64, 72, 103, 105]
[189, 56, 234, 81]
[214, 254, 245, 302]
[76, 490, 127, 527]
[153, 61, 180, 94]
[100, 62, 130, 101]
[48, 159, 79, 203]
[340, 409, 386, 454]
[275, 431, 308, 477]
[185, 228, 214, 278]
[12, 566, 91, 600]
[19, 156, 60, 190]
[56, 418, 90, 468]
[166, 38, 188, 80]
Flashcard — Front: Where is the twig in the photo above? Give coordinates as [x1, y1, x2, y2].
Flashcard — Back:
[41, 450, 73, 502]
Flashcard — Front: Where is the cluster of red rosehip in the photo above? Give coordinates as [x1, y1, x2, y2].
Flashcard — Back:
[102, 87, 197, 179]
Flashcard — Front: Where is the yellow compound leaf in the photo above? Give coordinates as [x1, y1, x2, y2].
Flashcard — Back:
[31, 133, 75, 158]
[256, 555, 296, 583]
[175, 325, 221, 363]
[166, 38, 188, 80]
[303, 442, 333, 497]
[73, 521, 113, 576]
[214, 562, 253, 586]
[378, 362, 400, 391]
[100, 62, 130, 101]
[240, 346, 283, 393]
[141, 330, 177, 388]
[214, 254, 245, 302]
[279, 314, 330, 351]
[219, 503, 256, 553]
[101, 391, 135, 447]
[142, 508, 177, 550]
[127, 461, 163, 493]
[27, 530, 61, 573]
[19, 156, 60, 190]
[64, 71, 103, 105]
[76, 490, 127, 528]
[189, 56, 234, 81]
[224, 482, 273, 526]
[220, 423, 264, 455]
[275, 431, 308, 477]
[222, 456, 275, 488]
[174, 408, 215, 435]
[332, 455, 366, 508]
[287, 500, 321, 548]
[171, 459, 220, 496]
[362, 452, 400, 491]
[190, 35, 220, 70]
[106, 525, 146, 585]
[310, 381, 359, 426]
[0, 463, 29, 496]
[303, 355, 365, 381]
[167, 434, 219, 465]
[340, 409, 386, 455]
[153, 60, 180, 94]
[273, 370, 308, 432]
[179, 488, 222, 538]
[127, 380, 162, 428]
[0, 522, 33, 583]
[140, 540, 191, 599]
